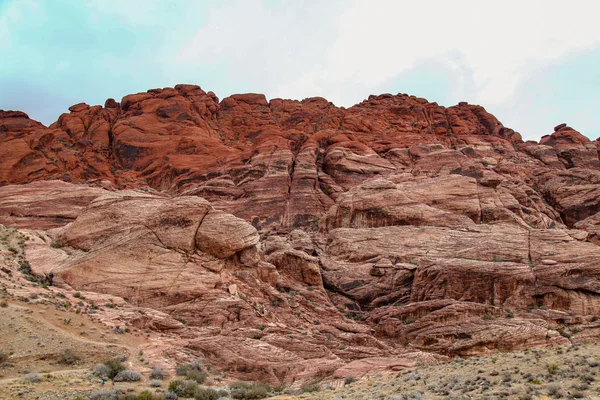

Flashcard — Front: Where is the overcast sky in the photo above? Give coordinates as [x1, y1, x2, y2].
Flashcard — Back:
[1, 0, 599, 141]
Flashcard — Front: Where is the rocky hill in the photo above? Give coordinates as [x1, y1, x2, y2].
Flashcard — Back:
[1, 85, 600, 383]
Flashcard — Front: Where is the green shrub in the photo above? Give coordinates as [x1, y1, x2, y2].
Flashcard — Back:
[558, 329, 571, 338]
[273, 383, 286, 392]
[169, 379, 199, 398]
[230, 382, 270, 399]
[93, 359, 125, 380]
[344, 375, 356, 385]
[193, 387, 220, 400]
[137, 391, 153, 400]
[301, 382, 321, 393]
[186, 370, 207, 384]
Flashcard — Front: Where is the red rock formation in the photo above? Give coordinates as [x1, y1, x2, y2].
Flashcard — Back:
[2, 85, 600, 381]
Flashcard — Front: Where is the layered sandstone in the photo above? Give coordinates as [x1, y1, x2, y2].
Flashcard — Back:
[1, 85, 600, 381]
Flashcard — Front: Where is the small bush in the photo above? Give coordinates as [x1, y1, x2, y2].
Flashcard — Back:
[150, 379, 162, 387]
[230, 382, 270, 399]
[164, 391, 178, 400]
[1, 300, 8, 308]
[0, 351, 8, 363]
[93, 363, 112, 378]
[272, 383, 286, 392]
[169, 379, 199, 398]
[547, 363, 559, 375]
[137, 391, 153, 400]
[150, 366, 167, 380]
[547, 383, 562, 397]
[558, 329, 571, 338]
[93, 359, 125, 380]
[344, 375, 356, 385]
[88, 390, 125, 400]
[176, 358, 205, 376]
[24, 372, 40, 383]
[113, 369, 142, 382]
[193, 387, 220, 400]
[301, 382, 320, 393]
[50, 242, 63, 249]
[58, 348, 80, 365]
[186, 370, 208, 384]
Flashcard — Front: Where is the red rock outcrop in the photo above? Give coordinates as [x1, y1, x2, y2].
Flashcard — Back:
[2, 85, 600, 381]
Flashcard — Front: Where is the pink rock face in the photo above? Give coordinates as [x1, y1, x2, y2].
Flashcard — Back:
[2, 86, 600, 382]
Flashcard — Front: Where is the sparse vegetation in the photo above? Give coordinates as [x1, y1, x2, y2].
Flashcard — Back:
[57, 348, 80, 365]
[168, 379, 200, 398]
[23, 372, 41, 383]
[300, 381, 321, 393]
[150, 365, 167, 380]
[93, 358, 126, 380]
[230, 381, 271, 399]
[113, 369, 142, 382]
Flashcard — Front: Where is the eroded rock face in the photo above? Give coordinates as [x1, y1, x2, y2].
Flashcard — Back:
[2, 86, 600, 382]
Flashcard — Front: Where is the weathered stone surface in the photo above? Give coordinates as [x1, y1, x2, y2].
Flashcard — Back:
[2, 85, 600, 382]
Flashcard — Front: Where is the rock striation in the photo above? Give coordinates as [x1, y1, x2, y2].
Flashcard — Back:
[2, 86, 600, 381]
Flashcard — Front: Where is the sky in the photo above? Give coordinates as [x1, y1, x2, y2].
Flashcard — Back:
[0, 0, 599, 141]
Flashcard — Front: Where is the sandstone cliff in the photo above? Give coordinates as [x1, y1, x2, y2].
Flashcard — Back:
[1, 85, 600, 381]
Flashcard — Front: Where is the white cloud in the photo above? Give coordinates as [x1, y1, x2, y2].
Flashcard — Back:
[174, 0, 600, 138]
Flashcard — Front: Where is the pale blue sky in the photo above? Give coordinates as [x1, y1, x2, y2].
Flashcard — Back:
[1, 0, 598, 141]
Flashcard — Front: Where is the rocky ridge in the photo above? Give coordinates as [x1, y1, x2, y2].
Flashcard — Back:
[1, 85, 600, 382]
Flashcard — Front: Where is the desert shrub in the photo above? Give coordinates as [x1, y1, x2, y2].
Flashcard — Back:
[93, 359, 125, 380]
[0, 350, 8, 363]
[193, 387, 220, 400]
[558, 329, 571, 338]
[24, 372, 40, 383]
[88, 390, 125, 400]
[50, 242, 63, 249]
[547, 363, 559, 375]
[113, 354, 128, 362]
[186, 370, 208, 384]
[547, 383, 562, 397]
[113, 369, 142, 382]
[137, 391, 153, 400]
[105, 359, 126, 379]
[272, 383, 286, 392]
[150, 366, 167, 380]
[300, 382, 321, 393]
[169, 379, 199, 398]
[344, 375, 356, 385]
[18, 261, 32, 275]
[0, 299, 8, 308]
[121, 395, 138, 400]
[176, 358, 205, 376]
[93, 363, 112, 378]
[164, 391, 178, 400]
[150, 380, 162, 387]
[230, 382, 270, 399]
[58, 348, 80, 365]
